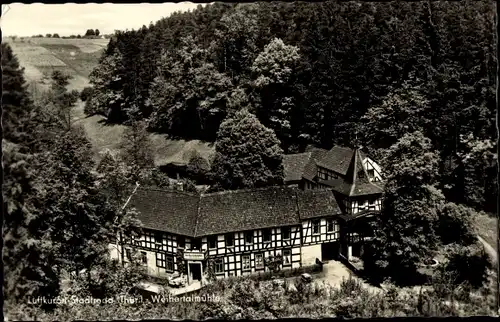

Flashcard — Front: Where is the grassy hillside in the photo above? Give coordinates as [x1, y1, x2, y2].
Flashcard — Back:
[473, 212, 498, 252]
[6, 37, 107, 91]
[5, 36, 214, 166]
[73, 114, 214, 166]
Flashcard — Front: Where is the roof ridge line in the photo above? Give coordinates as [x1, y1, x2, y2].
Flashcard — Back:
[349, 149, 358, 196]
[194, 194, 202, 237]
[139, 185, 200, 197]
[201, 185, 296, 197]
[294, 190, 303, 221]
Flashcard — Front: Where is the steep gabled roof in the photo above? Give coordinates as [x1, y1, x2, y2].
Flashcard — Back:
[283, 152, 312, 182]
[320, 148, 384, 197]
[316, 146, 359, 175]
[127, 186, 342, 237]
[128, 187, 200, 237]
[296, 189, 342, 220]
[196, 186, 301, 236]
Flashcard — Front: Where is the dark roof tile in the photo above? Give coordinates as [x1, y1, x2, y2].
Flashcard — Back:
[283, 153, 312, 182]
[197, 187, 301, 236]
[129, 187, 200, 236]
[296, 189, 342, 219]
[128, 186, 343, 237]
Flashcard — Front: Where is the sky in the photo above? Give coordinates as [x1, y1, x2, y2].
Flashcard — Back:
[1, 3, 202, 37]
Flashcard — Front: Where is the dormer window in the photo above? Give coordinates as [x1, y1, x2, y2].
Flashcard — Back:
[318, 168, 328, 180]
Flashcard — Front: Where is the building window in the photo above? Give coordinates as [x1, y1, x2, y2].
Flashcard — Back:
[144, 232, 154, 249]
[225, 233, 234, 247]
[282, 227, 291, 240]
[214, 258, 224, 274]
[125, 248, 132, 261]
[312, 220, 320, 234]
[154, 232, 163, 244]
[208, 236, 217, 249]
[242, 254, 251, 271]
[263, 229, 272, 242]
[245, 231, 253, 244]
[140, 251, 147, 265]
[177, 236, 185, 249]
[166, 256, 174, 272]
[283, 249, 291, 266]
[255, 253, 264, 269]
[318, 168, 328, 180]
[156, 253, 174, 272]
[367, 169, 375, 179]
[192, 239, 202, 250]
[326, 219, 335, 233]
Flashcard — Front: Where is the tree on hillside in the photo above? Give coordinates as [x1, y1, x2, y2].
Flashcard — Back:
[148, 36, 233, 140]
[86, 49, 125, 121]
[95, 29, 100, 37]
[363, 131, 444, 284]
[210, 109, 284, 190]
[452, 134, 497, 212]
[80, 86, 93, 102]
[85, 29, 96, 37]
[96, 150, 134, 204]
[46, 71, 79, 131]
[119, 121, 155, 181]
[436, 202, 476, 246]
[3, 141, 61, 303]
[1, 43, 35, 148]
[362, 81, 431, 156]
[251, 38, 300, 152]
[213, 3, 261, 83]
[52, 33, 60, 38]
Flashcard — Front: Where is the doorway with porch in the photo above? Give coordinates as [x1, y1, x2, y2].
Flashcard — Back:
[321, 241, 340, 262]
[189, 262, 202, 281]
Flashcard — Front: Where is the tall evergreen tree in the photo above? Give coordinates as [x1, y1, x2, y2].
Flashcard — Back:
[1, 43, 35, 147]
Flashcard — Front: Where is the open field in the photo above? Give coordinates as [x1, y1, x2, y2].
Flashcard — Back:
[4, 36, 107, 91]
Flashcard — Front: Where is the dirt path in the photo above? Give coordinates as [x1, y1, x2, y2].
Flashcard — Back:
[478, 236, 498, 266]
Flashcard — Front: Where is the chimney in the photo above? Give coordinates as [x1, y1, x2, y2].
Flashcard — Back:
[176, 181, 184, 192]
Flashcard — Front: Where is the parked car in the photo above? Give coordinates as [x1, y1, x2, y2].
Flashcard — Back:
[301, 273, 313, 283]
[168, 273, 187, 288]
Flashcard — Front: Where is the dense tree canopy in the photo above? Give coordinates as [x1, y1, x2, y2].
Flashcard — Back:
[86, 1, 496, 211]
[2, 43, 142, 305]
[210, 109, 284, 191]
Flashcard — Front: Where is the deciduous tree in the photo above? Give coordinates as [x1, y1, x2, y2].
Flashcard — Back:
[210, 109, 284, 190]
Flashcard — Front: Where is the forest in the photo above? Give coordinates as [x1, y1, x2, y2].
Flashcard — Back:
[3, 1, 497, 319]
[85, 1, 497, 212]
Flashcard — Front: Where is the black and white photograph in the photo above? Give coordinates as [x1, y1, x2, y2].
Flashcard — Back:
[2, 1, 498, 319]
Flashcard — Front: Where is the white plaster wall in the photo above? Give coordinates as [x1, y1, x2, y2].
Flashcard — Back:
[363, 157, 383, 181]
[301, 244, 322, 266]
[108, 243, 119, 261]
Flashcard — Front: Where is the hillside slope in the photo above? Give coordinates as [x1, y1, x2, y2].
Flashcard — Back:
[6, 36, 215, 165]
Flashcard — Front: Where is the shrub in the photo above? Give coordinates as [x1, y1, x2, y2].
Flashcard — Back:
[444, 242, 490, 288]
[437, 203, 477, 246]
[80, 86, 94, 102]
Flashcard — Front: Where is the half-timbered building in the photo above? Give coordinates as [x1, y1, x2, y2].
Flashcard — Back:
[109, 187, 342, 284]
[283, 145, 385, 260]
[110, 145, 386, 285]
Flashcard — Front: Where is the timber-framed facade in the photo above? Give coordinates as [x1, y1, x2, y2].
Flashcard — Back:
[110, 145, 385, 284]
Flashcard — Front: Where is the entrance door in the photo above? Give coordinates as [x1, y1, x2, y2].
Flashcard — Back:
[321, 241, 339, 262]
[190, 263, 202, 281]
